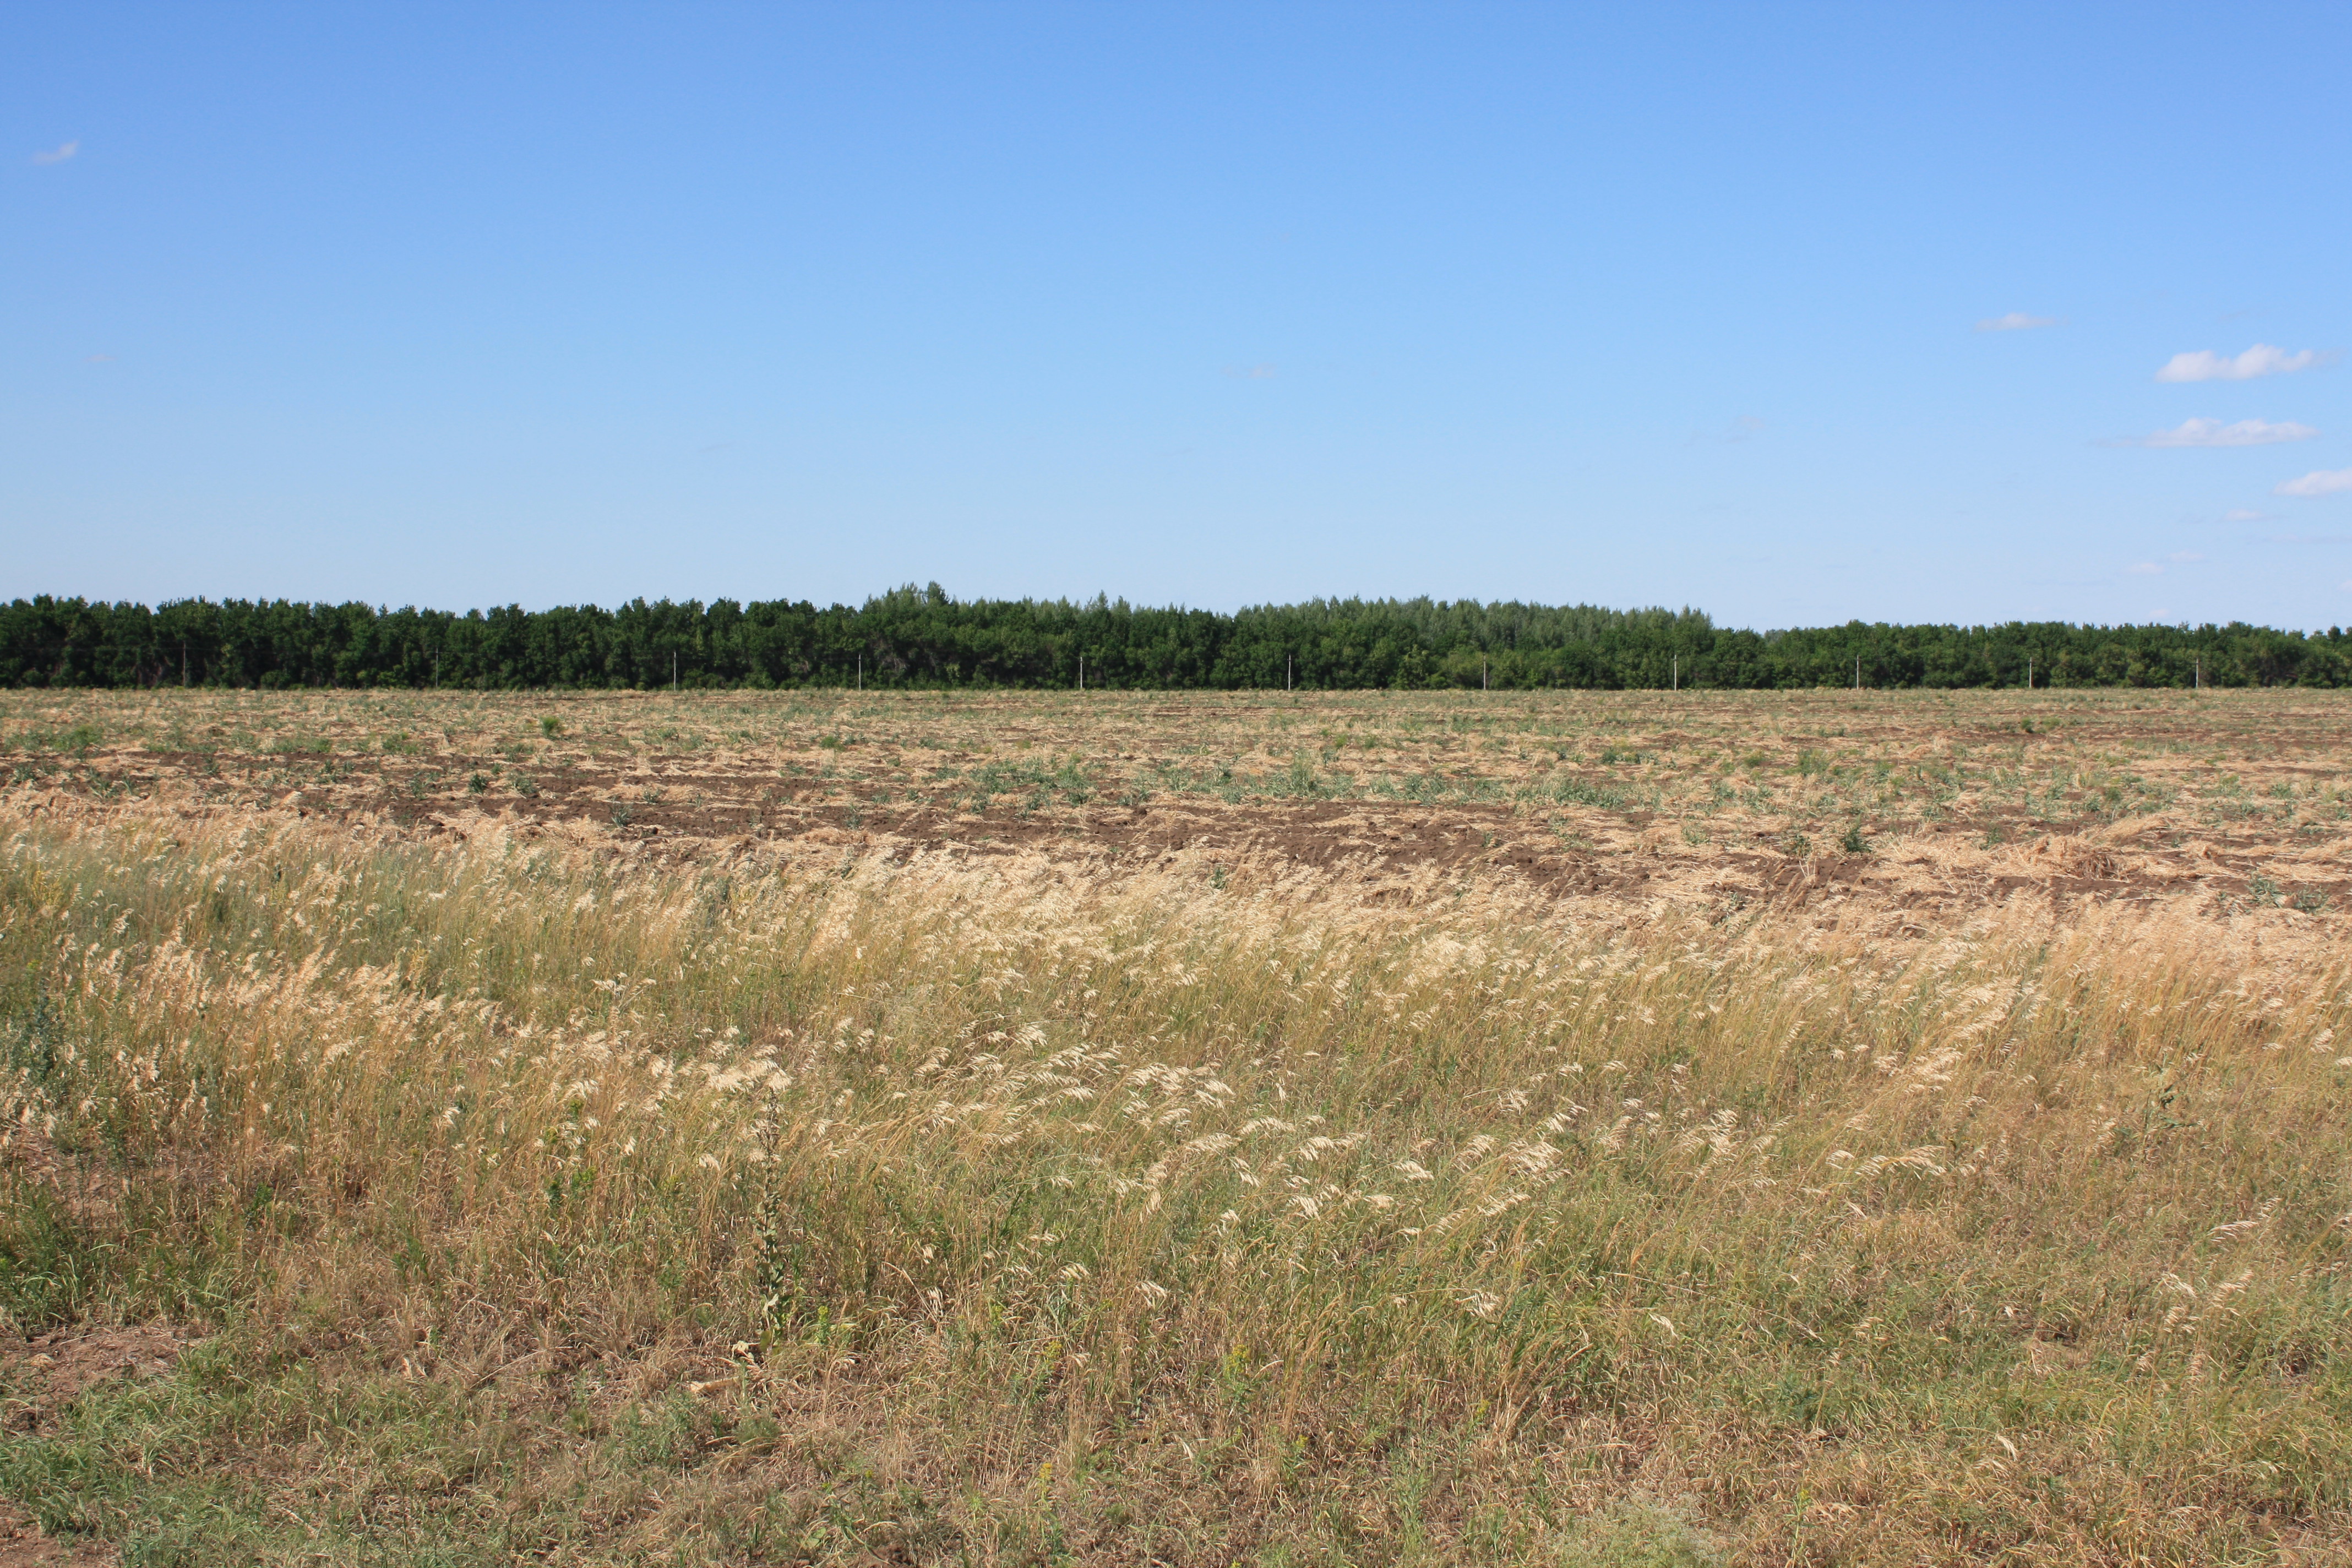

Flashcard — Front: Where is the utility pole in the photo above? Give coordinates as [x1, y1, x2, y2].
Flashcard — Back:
[2027, 656, 2033, 690]
[1286, 655, 1292, 692]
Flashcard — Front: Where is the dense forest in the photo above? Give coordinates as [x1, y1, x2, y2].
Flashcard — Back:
[3, 586, 2346, 689]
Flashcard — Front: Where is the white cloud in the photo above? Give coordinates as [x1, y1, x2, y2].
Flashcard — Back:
[2277, 468, 2352, 497]
[2125, 562, 2164, 575]
[2169, 551, 2204, 563]
[2224, 508, 2272, 522]
[2155, 344, 2333, 382]
[2119, 417, 2318, 449]
[1975, 312, 2059, 332]
[29, 140, 77, 165]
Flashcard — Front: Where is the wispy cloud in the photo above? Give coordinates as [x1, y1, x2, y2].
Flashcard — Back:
[30, 140, 77, 165]
[1689, 415, 1766, 446]
[2277, 468, 2352, 498]
[1975, 312, 2059, 332]
[2155, 344, 2334, 382]
[2111, 417, 2318, 449]
[2125, 562, 2164, 575]
[2224, 508, 2273, 522]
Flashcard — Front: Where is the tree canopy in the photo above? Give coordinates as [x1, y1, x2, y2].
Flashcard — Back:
[4, 586, 2341, 689]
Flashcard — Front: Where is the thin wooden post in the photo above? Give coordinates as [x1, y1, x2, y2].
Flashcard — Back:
[1672, 655, 1678, 692]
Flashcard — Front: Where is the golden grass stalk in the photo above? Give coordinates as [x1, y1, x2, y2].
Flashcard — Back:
[4, 803, 2348, 1562]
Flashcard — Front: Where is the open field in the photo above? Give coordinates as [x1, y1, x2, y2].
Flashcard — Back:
[3, 690, 2350, 1565]
[8, 686, 2352, 930]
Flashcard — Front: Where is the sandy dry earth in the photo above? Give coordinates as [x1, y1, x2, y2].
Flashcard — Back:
[13, 754, 2351, 941]
[4, 689, 2350, 949]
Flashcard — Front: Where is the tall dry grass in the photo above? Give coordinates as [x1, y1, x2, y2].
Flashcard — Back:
[3, 804, 2349, 1563]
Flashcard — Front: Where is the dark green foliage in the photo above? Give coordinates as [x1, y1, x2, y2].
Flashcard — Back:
[3, 584, 2345, 690]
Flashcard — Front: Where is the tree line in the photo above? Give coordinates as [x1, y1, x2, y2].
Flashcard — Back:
[3, 585, 2345, 690]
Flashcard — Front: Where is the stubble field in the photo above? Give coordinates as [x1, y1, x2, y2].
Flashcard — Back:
[2, 688, 2348, 1566]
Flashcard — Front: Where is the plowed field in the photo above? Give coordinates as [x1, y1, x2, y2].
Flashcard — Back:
[7, 685, 2348, 935]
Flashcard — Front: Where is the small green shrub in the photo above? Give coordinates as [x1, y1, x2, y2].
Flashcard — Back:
[33, 723, 105, 754]
[1553, 776, 1629, 810]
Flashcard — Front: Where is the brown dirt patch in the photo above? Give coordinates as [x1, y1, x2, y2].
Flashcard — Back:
[2, 1325, 195, 1432]
[0, 1504, 112, 1568]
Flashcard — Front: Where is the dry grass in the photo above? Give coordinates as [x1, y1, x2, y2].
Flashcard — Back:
[2, 692, 2349, 1564]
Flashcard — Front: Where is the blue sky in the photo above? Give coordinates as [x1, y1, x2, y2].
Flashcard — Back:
[7, 3, 2351, 628]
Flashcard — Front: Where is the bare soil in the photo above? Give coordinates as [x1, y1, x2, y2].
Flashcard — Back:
[0, 1504, 112, 1568]
[2, 1325, 194, 1431]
